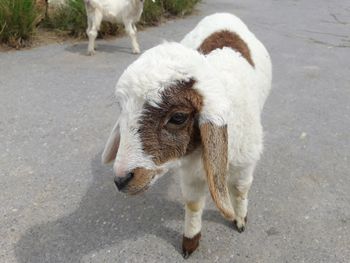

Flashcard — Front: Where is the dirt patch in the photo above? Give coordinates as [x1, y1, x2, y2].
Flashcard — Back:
[0, 28, 77, 52]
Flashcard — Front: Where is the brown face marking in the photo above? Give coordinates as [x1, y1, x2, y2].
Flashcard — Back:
[198, 30, 255, 67]
[182, 232, 201, 258]
[138, 79, 203, 165]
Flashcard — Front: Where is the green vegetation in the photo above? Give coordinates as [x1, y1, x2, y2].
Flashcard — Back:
[140, 0, 201, 25]
[140, 0, 164, 26]
[0, 0, 200, 47]
[43, 0, 87, 37]
[0, 0, 40, 48]
[163, 0, 200, 16]
[45, 0, 200, 37]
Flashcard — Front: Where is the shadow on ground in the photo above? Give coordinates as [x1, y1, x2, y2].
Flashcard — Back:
[66, 43, 135, 55]
[15, 153, 227, 262]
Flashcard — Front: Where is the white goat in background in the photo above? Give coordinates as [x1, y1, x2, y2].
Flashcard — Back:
[84, 0, 147, 55]
[102, 13, 272, 258]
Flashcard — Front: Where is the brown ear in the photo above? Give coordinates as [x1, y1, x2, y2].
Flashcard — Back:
[200, 122, 235, 220]
[101, 120, 120, 164]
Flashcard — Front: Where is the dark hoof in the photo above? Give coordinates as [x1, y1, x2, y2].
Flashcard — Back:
[233, 216, 248, 233]
[182, 232, 201, 259]
[235, 222, 245, 233]
[183, 250, 190, 259]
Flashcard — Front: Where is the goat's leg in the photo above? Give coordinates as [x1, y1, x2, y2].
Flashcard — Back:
[124, 21, 140, 54]
[86, 10, 102, 55]
[180, 172, 206, 258]
[132, 23, 137, 32]
[228, 163, 255, 233]
[86, 16, 97, 50]
[86, 16, 93, 46]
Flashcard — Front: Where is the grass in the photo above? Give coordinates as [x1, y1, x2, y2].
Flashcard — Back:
[43, 0, 87, 37]
[162, 0, 200, 16]
[140, 0, 164, 26]
[0, 0, 200, 47]
[45, 0, 200, 37]
[0, 0, 41, 48]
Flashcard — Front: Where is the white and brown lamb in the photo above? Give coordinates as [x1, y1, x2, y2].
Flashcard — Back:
[102, 13, 272, 258]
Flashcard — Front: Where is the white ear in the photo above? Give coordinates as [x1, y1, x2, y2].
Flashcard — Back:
[101, 120, 120, 164]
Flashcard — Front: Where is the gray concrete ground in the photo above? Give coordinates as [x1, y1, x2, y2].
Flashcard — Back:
[1, 0, 349, 262]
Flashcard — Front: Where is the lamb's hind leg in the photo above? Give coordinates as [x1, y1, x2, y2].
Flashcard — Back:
[228, 162, 255, 233]
[180, 168, 206, 258]
[124, 21, 140, 54]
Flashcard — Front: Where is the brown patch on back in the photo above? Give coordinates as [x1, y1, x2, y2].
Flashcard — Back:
[138, 79, 203, 165]
[198, 30, 255, 67]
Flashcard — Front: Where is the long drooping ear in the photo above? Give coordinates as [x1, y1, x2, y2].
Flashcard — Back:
[200, 122, 235, 220]
[101, 120, 120, 164]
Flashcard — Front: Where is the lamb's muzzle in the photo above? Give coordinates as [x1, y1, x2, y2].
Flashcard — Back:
[114, 172, 134, 191]
[113, 166, 165, 195]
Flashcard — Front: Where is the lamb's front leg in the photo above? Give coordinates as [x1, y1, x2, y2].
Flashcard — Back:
[183, 199, 205, 258]
[180, 172, 206, 258]
[228, 163, 255, 233]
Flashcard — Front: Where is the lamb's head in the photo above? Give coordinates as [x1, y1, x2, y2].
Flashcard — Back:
[102, 42, 234, 219]
[102, 78, 203, 195]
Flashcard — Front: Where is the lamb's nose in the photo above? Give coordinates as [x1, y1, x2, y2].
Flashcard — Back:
[114, 172, 134, 191]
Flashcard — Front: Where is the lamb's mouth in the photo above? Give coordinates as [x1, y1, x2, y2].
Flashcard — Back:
[122, 173, 157, 195]
[126, 185, 151, 195]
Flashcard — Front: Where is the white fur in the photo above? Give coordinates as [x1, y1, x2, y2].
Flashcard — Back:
[179, 149, 207, 238]
[84, 0, 144, 55]
[104, 13, 272, 238]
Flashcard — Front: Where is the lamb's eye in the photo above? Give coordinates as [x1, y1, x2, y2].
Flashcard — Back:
[168, 113, 189, 125]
